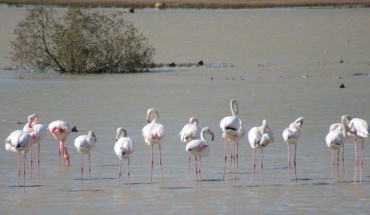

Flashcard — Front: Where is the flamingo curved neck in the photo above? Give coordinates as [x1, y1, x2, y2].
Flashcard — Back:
[230, 101, 238, 117]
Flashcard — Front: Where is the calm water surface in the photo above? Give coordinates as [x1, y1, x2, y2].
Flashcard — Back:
[0, 6, 370, 214]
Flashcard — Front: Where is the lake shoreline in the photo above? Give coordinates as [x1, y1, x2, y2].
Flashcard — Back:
[1, 0, 370, 9]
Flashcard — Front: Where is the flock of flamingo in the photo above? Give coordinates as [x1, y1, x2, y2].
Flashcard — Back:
[4, 99, 370, 191]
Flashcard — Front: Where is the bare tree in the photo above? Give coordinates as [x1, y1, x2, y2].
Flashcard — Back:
[9, 6, 155, 74]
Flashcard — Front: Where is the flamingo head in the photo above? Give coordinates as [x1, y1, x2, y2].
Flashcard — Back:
[147, 108, 158, 123]
[27, 113, 38, 127]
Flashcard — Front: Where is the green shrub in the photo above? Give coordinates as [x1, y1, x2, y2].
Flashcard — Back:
[9, 6, 155, 74]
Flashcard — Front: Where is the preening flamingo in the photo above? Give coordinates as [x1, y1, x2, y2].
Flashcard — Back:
[248, 120, 274, 185]
[179, 117, 201, 174]
[5, 130, 32, 191]
[344, 115, 370, 184]
[74, 130, 97, 185]
[326, 115, 353, 178]
[142, 108, 165, 182]
[282, 117, 304, 183]
[220, 99, 244, 180]
[23, 113, 47, 180]
[48, 120, 71, 166]
[186, 127, 214, 187]
[114, 127, 134, 189]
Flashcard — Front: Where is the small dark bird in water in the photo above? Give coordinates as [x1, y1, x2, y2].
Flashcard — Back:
[339, 84, 345, 88]
[198, 60, 204, 66]
[72, 126, 78, 132]
[168, 62, 176, 67]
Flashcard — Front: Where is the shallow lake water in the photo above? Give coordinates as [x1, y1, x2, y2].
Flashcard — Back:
[0, 6, 370, 214]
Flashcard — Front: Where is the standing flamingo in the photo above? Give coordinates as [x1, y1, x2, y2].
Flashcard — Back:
[114, 127, 134, 189]
[248, 120, 274, 185]
[186, 127, 214, 187]
[74, 130, 97, 185]
[142, 108, 165, 182]
[220, 99, 244, 180]
[23, 113, 47, 180]
[326, 115, 354, 178]
[48, 120, 71, 166]
[282, 117, 304, 183]
[5, 130, 32, 191]
[179, 117, 201, 174]
[344, 115, 369, 184]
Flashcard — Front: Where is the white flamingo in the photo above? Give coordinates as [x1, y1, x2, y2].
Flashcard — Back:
[74, 130, 97, 185]
[248, 120, 274, 185]
[326, 115, 354, 178]
[344, 115, 369, 184]
[5, 130, 32, 191]
[179, 117, 201, 174]
[142, 108, 165, 182]
[220, 99, 243, 180]
[186, 127, 214, 187]
[48, 120, 71, 166]
[23, 113, 47, 180]
[114, 127, 134, 189]
[282, 117, 304, 183]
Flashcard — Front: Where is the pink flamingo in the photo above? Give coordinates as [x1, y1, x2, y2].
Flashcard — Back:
[23, 113, 47, 180]
[142, 108, 165, 182]
[5, 130, 32, 192]
[325, 115, 353, 178]
[344, 115, 369, 184]
[74, 130, 97, 185]
[220, 99, 244, 180]
[186, 127, 214, 187]
[114, 127, 134, 189]
[248, 120, 274, 185]
[48, 120, 71, 166]
[179, 117, 201, 174]
[282, 117, 304, 183]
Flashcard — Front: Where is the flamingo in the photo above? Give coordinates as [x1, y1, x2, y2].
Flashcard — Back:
[179, 117, 201, 174]
[114, 127, 134, 189]
[5, 130, 32, 191]
[326, 115, 354, 178]
[142, 108, 165, 182]
[23, 113, 47, 180]
[220, 99, 244, 180]
[48, 120, 71, 166]
[186, 127, 214, 187]
[74, 130, 97, 185]
[248, 120, 274, 185]
[344, 115, 369, 184]
[282, 117, 304, 183]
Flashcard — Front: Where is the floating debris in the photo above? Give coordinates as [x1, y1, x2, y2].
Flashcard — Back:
[339, 84, 346, 88]
[198, 60, 204, 66]
[72, 126, 78, 132]
[168, 62, 176, 67]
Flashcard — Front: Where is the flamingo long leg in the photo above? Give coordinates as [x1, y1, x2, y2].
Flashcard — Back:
[150, 145, 153, 182]
[30, 145, 33, 180]
[331, 150, 334, 178]
[236, 141, 239, 168]
[188, 154, 191, 175]
[23, 152, 27, 192]
[194, 157, 198, 187]
[17, 152, 20, 191]
[288, 144, 290, 182]
[223, 138, 227, 180]
[252, 149, 256, 184]
[336, 148, 340, 177]
[128, 158, 131, 189]
[360, 139, 364, 183]
[261, 149, 264, 185]
[80, 154, 83, 186]
[159, 144, 164, 182]
[354, 139, 357, 183]
[37, 144, 41, 181]
[199, 157, 202, 187]
[342, 144, 345, 175]
[117, 159, 122, 189]
[294, 144, 297, 183]
[88, 153, 92, 183]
